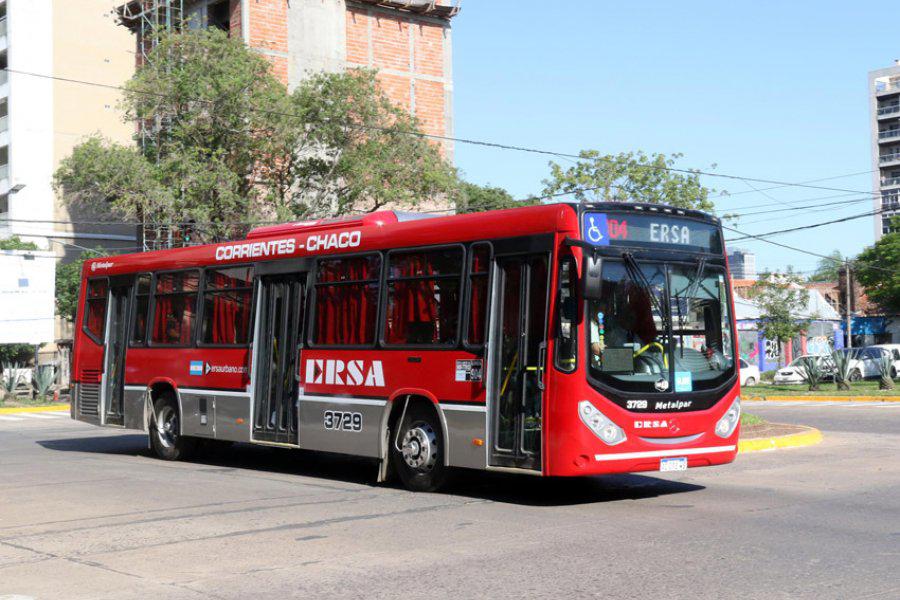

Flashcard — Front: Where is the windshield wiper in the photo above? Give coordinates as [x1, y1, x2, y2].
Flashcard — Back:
[674, 257, 706, 358]
[621, 252, 669, 341]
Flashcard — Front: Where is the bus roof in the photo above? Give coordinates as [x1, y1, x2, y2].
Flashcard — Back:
[82, 202, 718, 277]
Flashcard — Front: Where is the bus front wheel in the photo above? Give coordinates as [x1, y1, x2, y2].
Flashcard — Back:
[150, 392, 196, 461]
[391, 404, 448, 492]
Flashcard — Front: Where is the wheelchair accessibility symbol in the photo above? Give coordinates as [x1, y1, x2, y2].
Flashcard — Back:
[582, 212, 610, 246]
[587, 217, 604, 243]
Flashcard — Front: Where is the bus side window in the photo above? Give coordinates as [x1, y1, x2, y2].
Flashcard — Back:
[131, 274, 151, 345]
[200, 266, 254, 345]
[384, 247, 463, 347]
[465, 243, 491, 348]
[312, 254, 381, 346]
[554, 256, 577, 372]
[83, 279, 108, 343]
[151, 271, 200, 346]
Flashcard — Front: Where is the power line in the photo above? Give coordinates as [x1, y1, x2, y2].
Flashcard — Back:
[711, 170, 875, 200]
[4, 67, 881, 198]
[726, 208, 885, 242]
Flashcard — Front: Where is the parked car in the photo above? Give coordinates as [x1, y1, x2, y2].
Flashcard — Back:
[870, 344, 900, 379]
[840, 347, 891, 380]
[774, 354, 840, 384]
[739, 358, 760, 386]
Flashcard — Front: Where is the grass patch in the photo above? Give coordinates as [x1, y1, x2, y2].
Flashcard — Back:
[741, 412, 766, 427]
[0, 396, 61, 408]
[745, 380, 900, 397]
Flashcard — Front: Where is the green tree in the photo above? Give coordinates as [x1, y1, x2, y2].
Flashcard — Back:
[456, 181, 536, 213]
[807, 250, 844, 282]
[748, 270, 812, 355]
[0, 344, 34, 365]
[54, 29, 457, 242]
[855, 225, 900, 312]
[541, 150, 715, 211]
[0, 236, 39, 251]
[56, 249, 108, 323]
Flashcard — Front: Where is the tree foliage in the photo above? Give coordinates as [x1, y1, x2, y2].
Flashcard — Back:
[54, 29, 457, 243]
[855, 226, 900, 312]
[807, 250, 845, 283]
[0, 236, 39, 251]
[748, 270, 812, 343]
[456, 181, 536, 214]
[541, 150, 715, 211]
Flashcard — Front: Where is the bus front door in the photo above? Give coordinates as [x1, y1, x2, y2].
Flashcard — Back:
[490, 254, 549, 471]
[103, 278, 133, 427]
[253, 274, 305, 445]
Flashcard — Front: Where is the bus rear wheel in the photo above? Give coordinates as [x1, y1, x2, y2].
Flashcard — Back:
[391, 404, 448, 492]
[150, 392, 196, 461]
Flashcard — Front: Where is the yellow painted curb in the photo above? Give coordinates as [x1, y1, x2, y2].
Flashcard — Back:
[739, 426, 823, 453]
[0, 404, 69, 415]
[746, 395, 900, 403]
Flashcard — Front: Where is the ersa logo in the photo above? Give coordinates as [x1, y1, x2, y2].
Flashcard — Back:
[633, 419, 680, 433]
[305, 359, 385, 387]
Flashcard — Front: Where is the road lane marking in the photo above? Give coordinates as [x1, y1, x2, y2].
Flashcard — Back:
[17, 413, 57, 419]
[0, 416, 25, 421]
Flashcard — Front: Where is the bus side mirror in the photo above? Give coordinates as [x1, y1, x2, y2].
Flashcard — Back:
[583, 255, 603, 299]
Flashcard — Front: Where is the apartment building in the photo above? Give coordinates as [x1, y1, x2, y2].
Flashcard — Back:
[0, 1, 137, 349]
[869, 61, 900, 240]
[727, 248, 757, 280]
[119, 0, 459, 155]
[0, 0, 138, 258]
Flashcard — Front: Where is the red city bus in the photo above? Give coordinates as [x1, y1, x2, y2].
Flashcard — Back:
[71, 202, 741, 491]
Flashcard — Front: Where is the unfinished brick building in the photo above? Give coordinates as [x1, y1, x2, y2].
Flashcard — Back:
[118, 0, 459, 157]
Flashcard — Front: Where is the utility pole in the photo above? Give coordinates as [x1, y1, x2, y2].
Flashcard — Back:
[845, 261, 853, 349]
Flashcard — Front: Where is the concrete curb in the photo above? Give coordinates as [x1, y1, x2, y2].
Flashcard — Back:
[746, 395, 900, 403]
[739, 426, 823, 453]
[0, 404, 69, 415]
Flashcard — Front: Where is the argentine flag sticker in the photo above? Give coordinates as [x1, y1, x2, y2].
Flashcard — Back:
[189, 361, 204, 376]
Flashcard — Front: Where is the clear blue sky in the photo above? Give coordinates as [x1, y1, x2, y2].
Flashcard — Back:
[451, 1, 891, 275]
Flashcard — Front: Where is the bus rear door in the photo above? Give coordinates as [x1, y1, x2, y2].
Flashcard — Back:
[252, 273, 305, 445]
[102, 276, 134, 427]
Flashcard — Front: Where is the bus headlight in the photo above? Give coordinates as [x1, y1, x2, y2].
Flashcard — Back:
[578, 400, 626, 446]
[715, 396, 741, 438]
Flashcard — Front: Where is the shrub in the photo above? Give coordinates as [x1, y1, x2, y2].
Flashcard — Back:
[32, 365, 57, 399]
[832, 349, 856, 391]
[798, 356, 823, 392]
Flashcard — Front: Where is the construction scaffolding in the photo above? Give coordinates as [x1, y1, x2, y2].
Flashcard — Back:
[116, 1, 186, 251]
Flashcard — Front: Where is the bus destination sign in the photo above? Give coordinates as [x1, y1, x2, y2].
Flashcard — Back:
[581, 211, 722, 253]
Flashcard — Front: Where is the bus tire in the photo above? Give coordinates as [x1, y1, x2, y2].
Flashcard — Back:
[391, 403, 448, 492]
[149, 392, 196, 461]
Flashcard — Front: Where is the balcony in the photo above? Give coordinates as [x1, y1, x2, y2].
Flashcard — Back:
[875, 80, 900, 96]
[882, 176, 900, 189]
[878, 129, 900, 141]
[0, 18, 6, 53]
[878, 103, 900, 119]
[880, 152, 900, 166]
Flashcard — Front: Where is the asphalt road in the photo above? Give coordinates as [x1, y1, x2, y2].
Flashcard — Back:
[0, 404, 898, 600]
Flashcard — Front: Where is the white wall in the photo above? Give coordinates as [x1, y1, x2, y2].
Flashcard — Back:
[7, 0, 54, 249]
[0, 250, 56, 344]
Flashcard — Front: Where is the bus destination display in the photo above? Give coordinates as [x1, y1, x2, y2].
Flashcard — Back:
[581, 211, 722, 253]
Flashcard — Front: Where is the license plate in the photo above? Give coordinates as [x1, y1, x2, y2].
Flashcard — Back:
[660, 457, 688, 472]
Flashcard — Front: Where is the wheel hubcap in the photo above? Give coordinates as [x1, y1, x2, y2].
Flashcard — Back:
[157, 406, 178, 449]
[401, 422, 438, 471]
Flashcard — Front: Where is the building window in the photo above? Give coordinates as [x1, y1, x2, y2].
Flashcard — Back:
[151, 271, 200, 345]
[201, 266, 254, 345]
[312, 254, 381, 346]
[131, 274, 151, 344]
[384, 248, 463, 346]
[84, 279, 108, 342]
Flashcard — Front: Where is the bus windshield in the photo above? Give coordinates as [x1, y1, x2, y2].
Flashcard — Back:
[588, 259, 735, 394]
